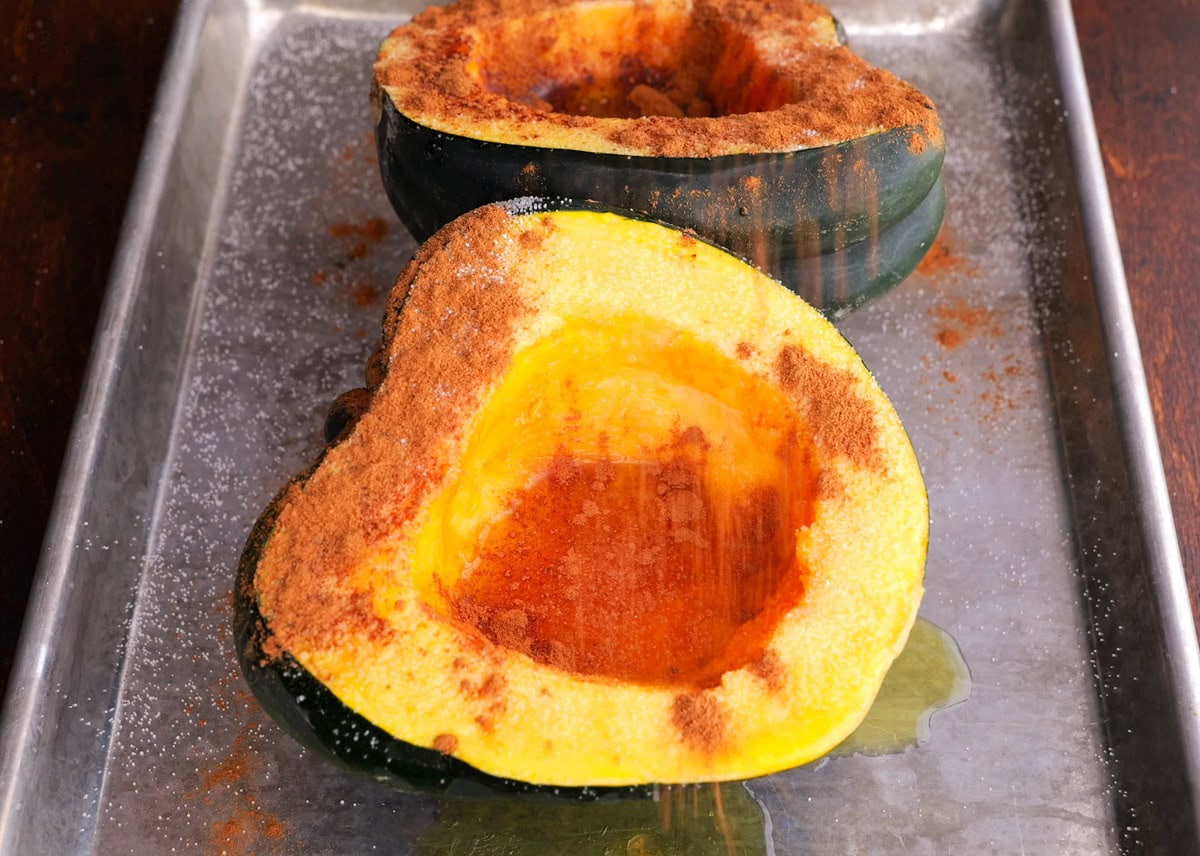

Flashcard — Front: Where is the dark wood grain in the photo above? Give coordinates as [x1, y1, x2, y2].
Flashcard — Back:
[1073, 0, 1200, 614]
[0, 0, 180, 699]
[0, 0, 1197, 708]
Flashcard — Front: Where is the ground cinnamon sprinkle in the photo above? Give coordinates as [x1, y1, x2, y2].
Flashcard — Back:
[331, 217, 388, 245]
[671, 692, 727, 752]
[331, 217, 389, 262]
[908, 129, 928, 154]
[935, 327, 964, 350]
[628, 83, 686, 118]
[917, 233, 976, 279]
[211, 807, 287, 854]
[814, 466, 844, 500]
[350, 284, 378, 306]
[775, 344, 881, 470]
[310, 216, 390, 309]
[187, 727, 292, 855]
[929, 296, 999, 350]
[376, 0, 942, 158]
[748, 649, 785, 693]
[978, 358, 1029, 422]
[255, 203, 529, 658]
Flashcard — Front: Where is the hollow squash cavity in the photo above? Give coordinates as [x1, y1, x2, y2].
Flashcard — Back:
[414, 317, 818, 687]
[469, 5, 794, 118]
[375, 0, 937, 157]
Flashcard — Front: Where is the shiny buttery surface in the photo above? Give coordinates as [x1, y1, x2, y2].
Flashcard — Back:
[1, 0, 1198, 852]
[442, 320, 814, 687]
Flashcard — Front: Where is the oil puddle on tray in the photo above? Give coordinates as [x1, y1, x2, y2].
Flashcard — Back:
[416, 618, 970, 854]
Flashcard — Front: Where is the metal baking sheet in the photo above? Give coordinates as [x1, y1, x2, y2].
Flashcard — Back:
[2, 0, 1198, 852]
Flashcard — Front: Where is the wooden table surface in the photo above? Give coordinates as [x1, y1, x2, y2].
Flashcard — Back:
[1, 0, 1197, 705]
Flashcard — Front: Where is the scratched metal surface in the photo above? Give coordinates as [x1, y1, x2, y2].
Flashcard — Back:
[1, 0, 1197, 852]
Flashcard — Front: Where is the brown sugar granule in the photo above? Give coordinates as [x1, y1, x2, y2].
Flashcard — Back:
[935, 327, 964, 350]
[775, 344, 881, 470]
[671, 692, 727, 753]
[518, 226, 546, 251]
[255, 203, 531, 660]
[433, 733, 460, 754]
[628, 84, 686, 118]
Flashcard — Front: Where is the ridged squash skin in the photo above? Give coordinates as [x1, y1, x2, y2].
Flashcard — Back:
[236, 200, 928, 791]
[372, 0, 945, 317]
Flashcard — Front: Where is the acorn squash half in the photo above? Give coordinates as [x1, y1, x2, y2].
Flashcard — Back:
[372, 0, 945, 317]
[236, 200, 928, 790]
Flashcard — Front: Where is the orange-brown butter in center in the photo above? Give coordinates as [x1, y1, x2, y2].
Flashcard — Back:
[451, 427, 817, 687]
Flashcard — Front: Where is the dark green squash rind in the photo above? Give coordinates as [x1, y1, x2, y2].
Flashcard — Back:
[376, 91, 943, 315]
[788, 174, 944, 319]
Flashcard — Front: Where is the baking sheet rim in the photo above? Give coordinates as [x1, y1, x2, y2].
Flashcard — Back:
[0, 0, 1197, 847]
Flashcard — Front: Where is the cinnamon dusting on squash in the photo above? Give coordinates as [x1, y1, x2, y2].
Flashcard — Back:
[815, 467, 845, 500]
[672, 692, 727, 752]
[749, 649, 786, 692]
[255, 204, 530, 658]
[375, 0, 943, 158]
[775, 344, 882, 470]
